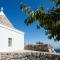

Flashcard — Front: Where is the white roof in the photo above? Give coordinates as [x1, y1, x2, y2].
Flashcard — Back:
[0, 7, 14, 28]
[0, 24, 24, 35]
[0, 7, 24, 34]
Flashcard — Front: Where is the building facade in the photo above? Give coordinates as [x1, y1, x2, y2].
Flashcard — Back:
[0, 8, 24, 52]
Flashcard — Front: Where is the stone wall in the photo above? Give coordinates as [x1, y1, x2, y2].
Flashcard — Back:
[0, 51, 60, 60]
[24, 44, 55, 52]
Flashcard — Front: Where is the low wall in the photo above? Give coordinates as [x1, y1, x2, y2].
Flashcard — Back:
[24, 44, 54, 52]
[0, 50, 60, 60]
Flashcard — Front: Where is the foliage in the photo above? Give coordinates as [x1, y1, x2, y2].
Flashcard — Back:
[20, 0, 60, 41]
[36, 41, 43, 44]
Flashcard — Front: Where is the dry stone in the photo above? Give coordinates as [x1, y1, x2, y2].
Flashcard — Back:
[0, 51, 60, 60]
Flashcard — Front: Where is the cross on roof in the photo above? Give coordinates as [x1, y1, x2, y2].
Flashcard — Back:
[1, 7, 3, 12]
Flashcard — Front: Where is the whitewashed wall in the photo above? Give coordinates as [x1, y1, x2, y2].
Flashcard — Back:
[0, 24, 24, 52]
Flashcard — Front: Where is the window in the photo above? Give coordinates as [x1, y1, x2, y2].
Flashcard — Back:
[8, 38, 12, 47]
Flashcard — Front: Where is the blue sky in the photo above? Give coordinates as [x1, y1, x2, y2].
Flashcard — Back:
[0, 0, 60, 49]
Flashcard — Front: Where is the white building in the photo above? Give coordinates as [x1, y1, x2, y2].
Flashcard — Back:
[0, 8, 24, 52]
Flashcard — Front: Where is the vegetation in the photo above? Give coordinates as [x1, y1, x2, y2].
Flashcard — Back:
[36, 41, 43, 44]
[20, 0, 60, 41]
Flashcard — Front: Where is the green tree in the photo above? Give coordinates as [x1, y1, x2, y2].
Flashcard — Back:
[36, 41, 43, 44]
[20, 0, 60, 41]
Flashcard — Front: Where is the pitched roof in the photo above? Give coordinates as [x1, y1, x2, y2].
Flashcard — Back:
[0, 8, 14, 28]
